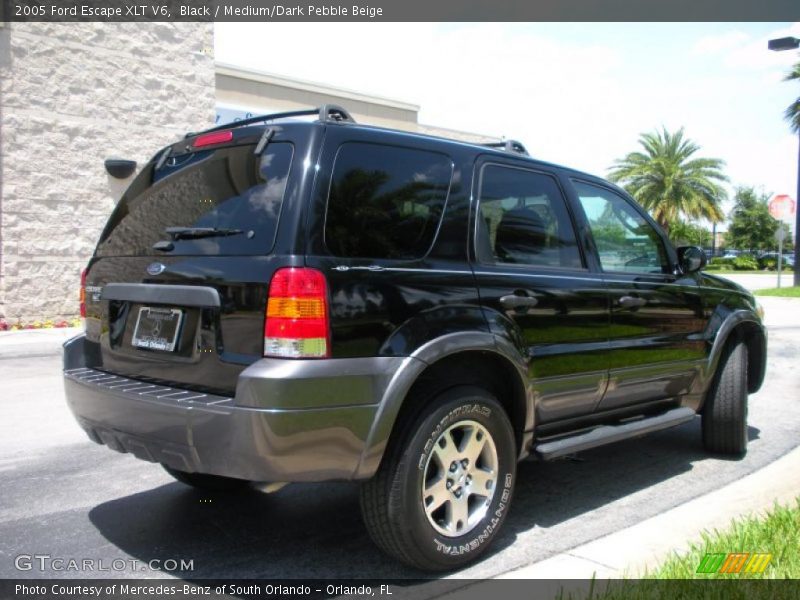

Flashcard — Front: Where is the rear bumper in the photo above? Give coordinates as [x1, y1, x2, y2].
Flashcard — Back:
[63, 335, 402, 482]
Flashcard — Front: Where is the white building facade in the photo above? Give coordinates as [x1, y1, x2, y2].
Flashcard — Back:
[0, 23, 495, 323]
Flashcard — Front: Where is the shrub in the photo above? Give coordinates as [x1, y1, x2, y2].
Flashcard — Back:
[0, 317, 83, 331]
[733, 255, 758, 270]
[759, 257, 778, 271]
[708, 257, 734, 270]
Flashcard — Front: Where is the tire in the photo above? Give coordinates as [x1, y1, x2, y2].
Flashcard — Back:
[702, 341, 748, 456]
[162, 465, 251, 492]
[360, 386, 517, 571]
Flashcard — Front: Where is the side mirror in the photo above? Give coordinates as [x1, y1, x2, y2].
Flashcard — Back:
[678, 246, 707, 274]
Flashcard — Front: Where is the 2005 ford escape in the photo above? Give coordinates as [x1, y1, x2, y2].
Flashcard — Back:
[63, 105, 767, 570]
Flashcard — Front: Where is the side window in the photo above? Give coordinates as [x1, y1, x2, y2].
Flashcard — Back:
[573, 181, 668, 274]
[324, 142, 453, 260]
[477, 165, 582, 269]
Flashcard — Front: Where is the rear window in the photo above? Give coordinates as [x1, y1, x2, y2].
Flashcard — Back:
[96, 143, 293, 257]
[324, 142, 453, 260]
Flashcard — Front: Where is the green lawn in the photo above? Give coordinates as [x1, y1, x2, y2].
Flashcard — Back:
[647, 498, 800, 579]
[754, 287, 800, 298]
[556, 499, 800, 600]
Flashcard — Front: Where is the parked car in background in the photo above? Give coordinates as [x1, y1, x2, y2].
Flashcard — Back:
[759, 252, 795, 269]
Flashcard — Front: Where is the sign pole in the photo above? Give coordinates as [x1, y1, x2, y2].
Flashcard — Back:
[769, 195, 796, 288]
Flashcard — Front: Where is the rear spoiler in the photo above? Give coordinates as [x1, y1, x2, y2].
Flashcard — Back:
[151, 104, 356, 169]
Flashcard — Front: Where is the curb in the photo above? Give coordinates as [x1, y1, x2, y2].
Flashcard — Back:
[0, 327, 82, 359]
[498, 444, 800, 579]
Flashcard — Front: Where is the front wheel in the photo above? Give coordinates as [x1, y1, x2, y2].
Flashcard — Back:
[360, 386, 517, 571]
[702, 341, 748, 456]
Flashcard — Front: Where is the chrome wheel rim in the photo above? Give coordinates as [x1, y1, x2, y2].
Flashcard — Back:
[422, 419, 498, 537]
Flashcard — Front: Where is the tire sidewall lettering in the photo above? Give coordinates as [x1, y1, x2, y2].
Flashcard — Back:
[412, 399, 515, 558]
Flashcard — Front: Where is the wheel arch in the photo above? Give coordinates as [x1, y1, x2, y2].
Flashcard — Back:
[701, 309, 767, 405]
[735, 321, 767, 394]
[353, 332, 532, 479]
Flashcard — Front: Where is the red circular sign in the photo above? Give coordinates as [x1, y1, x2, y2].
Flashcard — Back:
[769, 195, 796, 220]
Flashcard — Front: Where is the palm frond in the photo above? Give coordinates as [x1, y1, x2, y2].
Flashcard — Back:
[783, 61, 800, 82]
[607, 128, 727, 226]
[784, 98, 800, 134]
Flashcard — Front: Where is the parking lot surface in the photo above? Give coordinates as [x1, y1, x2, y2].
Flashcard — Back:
[0, 297, 797, 583]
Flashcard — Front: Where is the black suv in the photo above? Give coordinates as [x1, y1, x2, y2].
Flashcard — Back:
[63, 105, 767, 571]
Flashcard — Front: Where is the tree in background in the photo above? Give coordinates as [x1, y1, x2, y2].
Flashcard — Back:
[726, 186, 793, 253]
[669, 220, 712, 248]
[783, 60, 800, 133]
[608, 128, 727, 236]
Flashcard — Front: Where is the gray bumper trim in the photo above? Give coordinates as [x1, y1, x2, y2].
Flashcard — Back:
[64, 365, 379, 482]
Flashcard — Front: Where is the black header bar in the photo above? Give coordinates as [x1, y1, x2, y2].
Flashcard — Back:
[2, 579, 800, 600]
[2, 0, 799, 22]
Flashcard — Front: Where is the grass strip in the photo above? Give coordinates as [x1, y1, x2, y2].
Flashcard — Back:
[754, 287, 800, 297]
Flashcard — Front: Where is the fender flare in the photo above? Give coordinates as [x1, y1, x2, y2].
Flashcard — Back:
[352, 331, 531, 479]
[697, 308, 767, 402]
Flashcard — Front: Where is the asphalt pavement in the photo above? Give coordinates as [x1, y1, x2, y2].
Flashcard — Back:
[0, 296, 798, 587]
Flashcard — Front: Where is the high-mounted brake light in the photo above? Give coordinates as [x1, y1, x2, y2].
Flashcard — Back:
[264, 268, 330, 358]
[192, 130, 233, 148]
[79, 268, 87, 318]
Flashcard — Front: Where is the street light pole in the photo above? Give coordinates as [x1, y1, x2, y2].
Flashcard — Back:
[768, 36, 800, 286]
[791, 131, 800, 286]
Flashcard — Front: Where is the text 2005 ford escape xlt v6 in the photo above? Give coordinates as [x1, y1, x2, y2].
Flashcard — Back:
[63, 105, 767, 570]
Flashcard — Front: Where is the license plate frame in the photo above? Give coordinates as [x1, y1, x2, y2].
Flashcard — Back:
[131, 306, 184, 352]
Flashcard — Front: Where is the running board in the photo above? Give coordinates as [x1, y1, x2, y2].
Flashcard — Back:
[534, 407, 696, 460]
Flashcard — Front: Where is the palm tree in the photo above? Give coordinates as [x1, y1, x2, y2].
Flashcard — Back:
[608, 128, 728, 235]
[784, 60, 800, 133]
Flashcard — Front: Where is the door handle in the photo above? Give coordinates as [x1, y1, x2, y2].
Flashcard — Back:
[618, 295, 647, 308]
[499, 294, 539, 310]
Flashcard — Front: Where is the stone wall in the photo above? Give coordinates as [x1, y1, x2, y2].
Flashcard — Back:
[0, 22, 215, 321]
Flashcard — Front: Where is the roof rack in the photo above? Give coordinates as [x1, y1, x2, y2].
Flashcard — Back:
[483, 140, 529, 156]
[186, 104, 356, 138]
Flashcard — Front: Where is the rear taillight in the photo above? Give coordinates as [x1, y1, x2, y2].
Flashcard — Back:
[79, 268, 87, 318]
[192, 130, 233, 148]
[264, 268, 330, 358]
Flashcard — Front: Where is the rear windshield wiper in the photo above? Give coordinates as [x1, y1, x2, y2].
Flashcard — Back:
[165, 227, 244, 240]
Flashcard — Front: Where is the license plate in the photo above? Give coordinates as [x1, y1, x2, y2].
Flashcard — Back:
[131, 307, 184, 352]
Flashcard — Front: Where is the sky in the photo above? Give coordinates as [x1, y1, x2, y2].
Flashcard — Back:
[215, 22, 800, 229]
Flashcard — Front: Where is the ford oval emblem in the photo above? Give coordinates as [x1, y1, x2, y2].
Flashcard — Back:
[147, 262, 166, 276]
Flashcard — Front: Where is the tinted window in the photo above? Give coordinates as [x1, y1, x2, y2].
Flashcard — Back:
[96, 143, 293, 256]
[476, 165, 582, 269]
[573, 181, 668, 273]
[324, 143, 452, 260]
